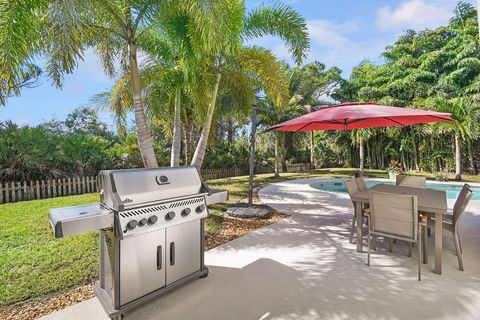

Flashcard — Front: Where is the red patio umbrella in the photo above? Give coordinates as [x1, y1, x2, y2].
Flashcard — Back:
[267, 102, 454, 132]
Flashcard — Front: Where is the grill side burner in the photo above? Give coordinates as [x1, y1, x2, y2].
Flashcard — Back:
[48, 166, 228, 319]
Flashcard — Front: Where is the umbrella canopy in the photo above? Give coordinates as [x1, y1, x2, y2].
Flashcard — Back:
[268, 102, 454, 132]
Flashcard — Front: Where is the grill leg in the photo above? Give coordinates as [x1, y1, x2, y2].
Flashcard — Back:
[418, 227, 422, 281]
[422, 225, 428, 264]
[367, 231, 371, 266]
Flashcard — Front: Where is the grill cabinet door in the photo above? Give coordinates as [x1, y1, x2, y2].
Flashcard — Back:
[120, 229, 166, 305]
[166, 220, 201, 285]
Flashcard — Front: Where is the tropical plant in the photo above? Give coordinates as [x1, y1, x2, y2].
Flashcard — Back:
[41, 0, 184, 168]
[0, 0, 47, 105]
[189, 1, 310, 169]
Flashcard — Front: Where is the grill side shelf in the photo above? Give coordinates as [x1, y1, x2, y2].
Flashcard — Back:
[48, 203, 113, 238]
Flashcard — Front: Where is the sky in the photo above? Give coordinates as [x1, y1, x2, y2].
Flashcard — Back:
[1, 0, 474, 127]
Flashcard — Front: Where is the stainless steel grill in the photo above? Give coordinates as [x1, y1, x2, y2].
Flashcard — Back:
[49, 166, 228, 319]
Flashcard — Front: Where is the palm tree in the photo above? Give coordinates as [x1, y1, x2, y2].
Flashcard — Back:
[0, 0, 47, 105]
[189, 1, 310, 169]
[41, 0, 187, 168]
[431, 97, 480, 180]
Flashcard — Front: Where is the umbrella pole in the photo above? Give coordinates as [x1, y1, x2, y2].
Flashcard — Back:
[359, 136, 364, 175]
[248, 107, 257, 205]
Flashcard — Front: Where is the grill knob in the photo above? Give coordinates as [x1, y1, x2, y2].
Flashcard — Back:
[181, 208, 191, 217]
[147, 215, 158, 225]
[165, 211, 176, 221]
[196, 204, 206, 213]
[138, 218, 147, 227]
[126, 220, 138, 230]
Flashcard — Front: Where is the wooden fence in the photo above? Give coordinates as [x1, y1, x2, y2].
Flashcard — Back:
[0, 163, 312, 204]
[0, 177, 97, 204]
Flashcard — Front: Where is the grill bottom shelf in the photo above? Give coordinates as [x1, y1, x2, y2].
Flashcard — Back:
[95, 267, 209, 319]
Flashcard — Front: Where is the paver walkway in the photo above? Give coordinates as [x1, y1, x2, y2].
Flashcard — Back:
[42, 178, 480, 320]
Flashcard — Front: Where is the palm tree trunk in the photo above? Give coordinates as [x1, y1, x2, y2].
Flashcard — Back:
[359, 136, 364, 173]
[191, 72, 222, 169]
[366, 141, 371, 169]
[455, 132, 462, 181]
[227, 119, 235, 143]
[128, 42, 158, 168]
[170, 88, 181, 167]
[411, 129, 420, 171]
[183, 119, 192, 164]
[467, 139, 477, 174]
[274, 132, 280, 178]
[310, 131, 314, 169]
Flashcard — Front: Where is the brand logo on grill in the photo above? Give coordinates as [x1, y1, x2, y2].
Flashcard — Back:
[155, 175, 169, 185]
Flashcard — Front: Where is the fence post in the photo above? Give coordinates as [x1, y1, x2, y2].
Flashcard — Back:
[47, 179, 51, 198]
[0, 182, 3, 204]
[35, 180, 40, 199]
[87, 177, 91, 193]
[41, 180, 46, 199]
[11, 182, 16, 202]
[29, 181, 33, 200]
[81, 177, 86, 194]
[17, 181, 22, 201]
[23, 181, 28, 200]
[5, 183, 9, 203]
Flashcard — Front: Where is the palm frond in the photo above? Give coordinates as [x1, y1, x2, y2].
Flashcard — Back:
[244, 2, 309, 65]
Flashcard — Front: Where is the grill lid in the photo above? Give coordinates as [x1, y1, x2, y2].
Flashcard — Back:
[98, 166, 205, 211]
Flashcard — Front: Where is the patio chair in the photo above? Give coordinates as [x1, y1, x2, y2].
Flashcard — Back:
[355, 176, 368, 192]
[345, 179, 368, 244]
[366, 191, 426, 281]
[396, 175, 426, 188]
[427, 184, 472, 271]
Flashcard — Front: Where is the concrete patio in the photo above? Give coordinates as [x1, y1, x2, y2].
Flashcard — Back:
[42, 178, 480, 320]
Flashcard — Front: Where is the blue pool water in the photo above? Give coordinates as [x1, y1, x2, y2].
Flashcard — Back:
[311, 180, 480, 200]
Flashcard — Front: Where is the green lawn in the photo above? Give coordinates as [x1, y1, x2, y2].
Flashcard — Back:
[1, 168, 479, 308]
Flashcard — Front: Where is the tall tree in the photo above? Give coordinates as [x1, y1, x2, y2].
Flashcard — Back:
[0, 0, 47, 105]
[43, 0, 175, 168]
[190, 1, 310, 169]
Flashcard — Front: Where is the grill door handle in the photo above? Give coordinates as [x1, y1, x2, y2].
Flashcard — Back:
[170, 242, 175, 266]
[156, 245, 162, 270]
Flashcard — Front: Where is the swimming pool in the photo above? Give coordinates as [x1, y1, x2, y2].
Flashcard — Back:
[310, 179, 480, 200]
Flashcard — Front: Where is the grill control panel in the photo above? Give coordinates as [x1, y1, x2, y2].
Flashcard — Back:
[118, 196, 208, 237]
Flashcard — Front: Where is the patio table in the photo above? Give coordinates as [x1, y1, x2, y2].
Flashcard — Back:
[350, 184, 448, 275]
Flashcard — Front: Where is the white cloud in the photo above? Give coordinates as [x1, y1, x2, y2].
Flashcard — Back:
[307, 20, 359, 50]
[376, 0, 452, 31]
[292, 19, 385, 76]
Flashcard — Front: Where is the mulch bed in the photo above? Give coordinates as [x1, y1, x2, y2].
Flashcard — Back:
[205, 211, 287, 250]
[1, 201, 286, 320]
[0, 285, 96, 320]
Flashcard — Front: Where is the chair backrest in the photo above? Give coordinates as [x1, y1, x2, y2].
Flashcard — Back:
[396, 175, 426, 188]
[344, 179, 358, 198]
[355, 176, 367, 192]
[452, 184, 473, 229]
[369, 191, 418, 240]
